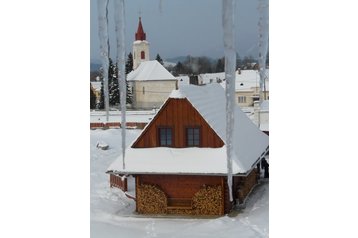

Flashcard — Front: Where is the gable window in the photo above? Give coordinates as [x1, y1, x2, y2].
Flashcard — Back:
[159, 127, 173, 146]
[141, 51, 145, 59]
[186, 127, 200, 147]
[238, 96, 246, 103]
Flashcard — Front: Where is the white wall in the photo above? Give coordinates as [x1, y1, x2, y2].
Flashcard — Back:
[132, 80, 177, 109]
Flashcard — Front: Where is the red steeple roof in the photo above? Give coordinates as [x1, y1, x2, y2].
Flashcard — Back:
[135, 17, 146, 41]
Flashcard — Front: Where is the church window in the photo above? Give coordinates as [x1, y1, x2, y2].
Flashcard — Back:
[141, 51, 145, 59]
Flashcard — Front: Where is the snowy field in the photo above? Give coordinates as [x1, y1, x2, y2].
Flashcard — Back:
[90, 108, 255, 124]
[91, 129, 268, 238]
[90, 110, 156, 123]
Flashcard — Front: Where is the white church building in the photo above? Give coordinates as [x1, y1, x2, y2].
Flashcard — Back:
[128, 18, 177, 110]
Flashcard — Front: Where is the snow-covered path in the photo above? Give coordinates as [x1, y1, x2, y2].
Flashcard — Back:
[91, 129, 268, 237]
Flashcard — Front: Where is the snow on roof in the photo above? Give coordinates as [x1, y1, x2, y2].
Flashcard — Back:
[127, 60, 176, 82]
[235, 70, 261, 91]
[108, 84, 269, 175]
[176, 75, 190, 87]
[108, 146, 244, 175]
[133, 40, 149, 45]
[199, 72, 226, 84]
[217, 70, 269, 92]
[169, 89, 186, 99]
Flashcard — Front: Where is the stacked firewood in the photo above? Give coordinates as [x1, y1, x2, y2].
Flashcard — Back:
[137, 184, 167, 214]
[192, 185, 223, 215]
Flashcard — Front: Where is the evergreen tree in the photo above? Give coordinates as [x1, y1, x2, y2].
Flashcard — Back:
[108, 58, 120, 105]
[97, 80, 104, 109]
[215, 57, 225, 72]
[126, 80, 133, 104]
[90, 84, 96, 109]
[173, 61, 184, 76]
[125, 52, 133, 74]
[155, 54, 164, 65]
[236, 52, 242, 69]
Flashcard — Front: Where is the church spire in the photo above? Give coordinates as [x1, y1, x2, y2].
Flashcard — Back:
[135, 17, 146, 41]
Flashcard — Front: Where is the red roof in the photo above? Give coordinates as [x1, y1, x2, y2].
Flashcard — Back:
[135, 17, 146, 41]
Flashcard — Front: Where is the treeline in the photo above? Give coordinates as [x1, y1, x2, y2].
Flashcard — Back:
[168, 53, 269, 76]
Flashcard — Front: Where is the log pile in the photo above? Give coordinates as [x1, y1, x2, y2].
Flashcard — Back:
[192, 185, 223, 215]
[137, 184, 167, 214]
[137, 183, 224, 216]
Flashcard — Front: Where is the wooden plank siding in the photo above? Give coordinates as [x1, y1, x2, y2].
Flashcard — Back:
[109, 174, 128, 192]
[139, 175, 222, 199]
[132, 98, 224, 148]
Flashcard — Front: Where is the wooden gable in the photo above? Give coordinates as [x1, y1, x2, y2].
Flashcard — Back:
[132, 98, 224, 148]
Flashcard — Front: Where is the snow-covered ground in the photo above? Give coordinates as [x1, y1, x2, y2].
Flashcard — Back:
[90, 110, 157, 123]
[90, 107, 256, 125]
[91, 129, 269, 237]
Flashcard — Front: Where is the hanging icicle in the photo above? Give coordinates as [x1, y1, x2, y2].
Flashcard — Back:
[97, 0, 110, 122]
[257, 0, 269, 103]
[159, 0, 163, 14]
[222, 0, 236, 202]
[114, 0, 127, 170]
[257, 0, 269, 129]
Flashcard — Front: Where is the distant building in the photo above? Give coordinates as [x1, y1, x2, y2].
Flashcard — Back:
[132, 17, 150, 70]
[127, 60, 177, 110]
[234, 69, 269, 107]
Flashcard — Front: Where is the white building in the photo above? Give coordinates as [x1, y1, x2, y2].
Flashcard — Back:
[221, 69, 269, 107]
[127, 60, 177, 110]
[254, 100, 269, 133]
[132, 17, 150, 70]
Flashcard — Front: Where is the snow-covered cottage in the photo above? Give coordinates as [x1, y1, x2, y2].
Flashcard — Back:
[107, 84, 269, 216]
[127, 60, 178, 110]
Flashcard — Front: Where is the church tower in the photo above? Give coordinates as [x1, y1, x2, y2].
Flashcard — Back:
[133, 17, 150, 70]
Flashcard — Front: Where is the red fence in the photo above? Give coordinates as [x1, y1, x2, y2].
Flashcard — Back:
[90, 122, 147, 129]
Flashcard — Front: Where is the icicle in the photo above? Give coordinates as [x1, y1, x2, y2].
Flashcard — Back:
[257, 0, 269, 129]
[159, 0, 163, 14]
[97, 0, 110, 122]
[222, 0, 236, 202]
[257, 0, 269, 103]
[114, 0, 127, 170]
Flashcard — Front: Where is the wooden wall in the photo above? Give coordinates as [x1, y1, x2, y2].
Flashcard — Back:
[232, 169, 258, 204]
[132, 98, 224, 148]
[138, 174, 222, 199]
[110, 174, 128, 192]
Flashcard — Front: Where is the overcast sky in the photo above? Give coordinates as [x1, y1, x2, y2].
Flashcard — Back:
[90, 0, 268, 62]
